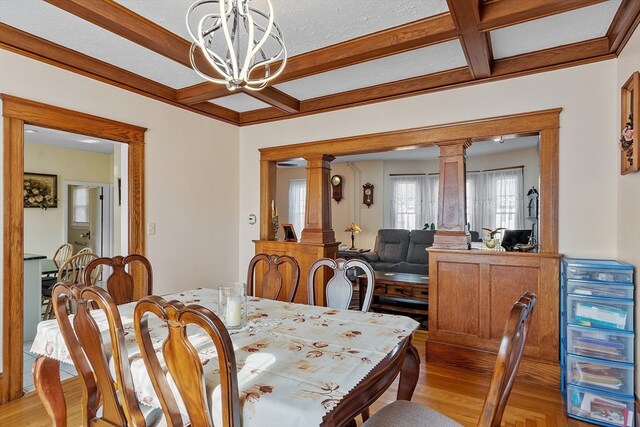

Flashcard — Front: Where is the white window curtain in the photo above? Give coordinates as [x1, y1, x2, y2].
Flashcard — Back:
[466, 172, 481, 232]
[424, 175, 439, 227]
[478, 168, 524, 230]
[288, 179, 306, 237]
[389, 176, 438, 230]
[72, 186, 90, 225]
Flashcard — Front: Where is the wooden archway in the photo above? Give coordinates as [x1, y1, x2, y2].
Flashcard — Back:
[1, 94, 146, 402]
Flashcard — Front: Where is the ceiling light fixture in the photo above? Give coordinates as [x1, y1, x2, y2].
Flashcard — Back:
[79, 138, 99, 144]
[24, 129, 38, 134]
[186, 0, 287, 91]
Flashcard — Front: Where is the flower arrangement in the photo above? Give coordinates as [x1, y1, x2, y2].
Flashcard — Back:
[24, 176, 56, 210]
[620, 112, 634, 166]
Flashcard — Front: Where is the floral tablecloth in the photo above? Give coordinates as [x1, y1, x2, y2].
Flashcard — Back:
[31, 288, 419, 427]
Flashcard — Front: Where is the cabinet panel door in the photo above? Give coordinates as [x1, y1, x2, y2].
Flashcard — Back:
[436, 261, 480, 336]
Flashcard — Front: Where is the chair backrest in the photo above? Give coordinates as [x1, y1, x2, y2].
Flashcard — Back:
[76, 247, 94, 255]
[57, 252, 100, 285]
[84, 254, 153, 305]
[51, 283, 146, 426]
[246, 253, 300, 302]
[52, 242, 74, 268]
[478, 292, 537, 427]
[134, 296, 241, 427]
[308, 258, 375, 312]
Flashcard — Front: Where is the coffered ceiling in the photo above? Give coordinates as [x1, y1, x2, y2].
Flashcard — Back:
[1, 0, 638, 126]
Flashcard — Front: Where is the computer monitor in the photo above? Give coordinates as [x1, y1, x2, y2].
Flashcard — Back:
[501, 229, 532, 250]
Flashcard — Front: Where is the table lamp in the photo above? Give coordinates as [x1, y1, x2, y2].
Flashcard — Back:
[344, 223, 362, 250]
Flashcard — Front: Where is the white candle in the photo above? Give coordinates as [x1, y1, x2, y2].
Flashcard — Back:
[225, 296, 242, 327]
[271, 200, 275, 218]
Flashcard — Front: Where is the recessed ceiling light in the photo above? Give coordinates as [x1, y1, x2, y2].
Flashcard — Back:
[79, 138, 100, 144]
[24, 129, 38, 134]
[493, 136, 502, 142]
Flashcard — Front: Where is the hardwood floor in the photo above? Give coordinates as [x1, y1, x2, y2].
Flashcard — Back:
[0, 331, 589, 426]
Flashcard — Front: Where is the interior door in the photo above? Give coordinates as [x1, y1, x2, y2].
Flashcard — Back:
[89, 187, 103, 256]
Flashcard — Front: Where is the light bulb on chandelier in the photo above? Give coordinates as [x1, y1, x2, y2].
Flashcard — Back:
[186, 0, 287, 91]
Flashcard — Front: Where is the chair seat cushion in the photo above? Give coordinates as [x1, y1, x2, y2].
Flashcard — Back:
[363, 400, 463, 427]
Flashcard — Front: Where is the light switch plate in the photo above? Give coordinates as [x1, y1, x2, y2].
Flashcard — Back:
[147, 222, 156, 235]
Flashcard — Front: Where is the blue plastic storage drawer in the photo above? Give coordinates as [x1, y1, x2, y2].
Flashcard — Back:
[567, 295, 633, 331]
[567, 324, 634, 363]
[567, 280, 634, 300]
[567, 354, 634, 396]
[564, 259, 633, 284]
[567, 384, 634, 426]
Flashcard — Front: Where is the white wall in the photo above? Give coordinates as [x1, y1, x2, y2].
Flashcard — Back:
[615, 25, 640, 398]
[0, 50, 240, 369]
[240, 61, 618, 278]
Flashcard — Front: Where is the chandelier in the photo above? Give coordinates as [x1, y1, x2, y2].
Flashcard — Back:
[186, 0, 287, 91]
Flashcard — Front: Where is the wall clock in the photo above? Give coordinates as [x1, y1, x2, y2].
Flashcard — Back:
[331, 175, 343, 202]
[363, 183, 374, 207]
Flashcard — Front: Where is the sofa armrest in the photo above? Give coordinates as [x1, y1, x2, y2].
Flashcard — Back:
[358, 252, 379, 263]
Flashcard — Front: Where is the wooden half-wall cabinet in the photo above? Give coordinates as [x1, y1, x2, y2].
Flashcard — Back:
[254, 240, 339, 305]
[427, 248, 561, 388]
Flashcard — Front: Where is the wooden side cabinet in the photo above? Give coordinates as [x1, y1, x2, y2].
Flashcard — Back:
[426, 248, 561, 387]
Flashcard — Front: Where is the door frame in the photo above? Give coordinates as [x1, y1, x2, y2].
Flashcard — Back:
[1, 94, 146, 402]
[63, 181, 113, 257]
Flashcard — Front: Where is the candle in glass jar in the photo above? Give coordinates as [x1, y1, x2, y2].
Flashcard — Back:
[225, 296, 242, 327]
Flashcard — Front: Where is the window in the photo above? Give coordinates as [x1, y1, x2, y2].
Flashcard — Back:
[288, 180, 306, 237]
[72, 186, 90, 225]
[470, 168, 524, 231]
[388, 176, 438, 230]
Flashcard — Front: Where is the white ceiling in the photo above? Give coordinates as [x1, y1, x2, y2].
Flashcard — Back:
[0, 0, 627, 114]
[491, 0, 622, 59]
[24, 125, 117, 154]
[278, 135, 539, 167]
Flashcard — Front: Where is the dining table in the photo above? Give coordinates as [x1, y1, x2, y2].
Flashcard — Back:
[31, 287, 420, 427]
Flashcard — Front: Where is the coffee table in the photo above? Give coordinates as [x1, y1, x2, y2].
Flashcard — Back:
[357, 272, 429, 323]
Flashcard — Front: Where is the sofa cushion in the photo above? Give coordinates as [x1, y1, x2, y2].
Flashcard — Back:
[375, 229, 410, 263]
[370, 262, 400, 272]
[397, 262, 428, 275]
[406, 230, 435, 264]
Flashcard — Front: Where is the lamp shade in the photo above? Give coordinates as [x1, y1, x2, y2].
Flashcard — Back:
[345, 223, 362, 233]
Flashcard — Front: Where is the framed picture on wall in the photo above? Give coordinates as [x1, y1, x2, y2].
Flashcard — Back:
[23, 172, 57, 209]
[282, 224, 297, 242]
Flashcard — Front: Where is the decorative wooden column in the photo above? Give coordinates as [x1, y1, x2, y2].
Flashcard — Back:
[259, 159, 277, 241]
[432, 139, 471, 250]
[300, 154, 336, 243]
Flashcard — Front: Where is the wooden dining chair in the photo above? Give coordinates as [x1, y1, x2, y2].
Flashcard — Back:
[362, 292, 537, 427]
[84, 254, 153, 305]
[52, 242, 74, 270]
[134, 295, 241, 427]
[51, 283, 163, 427]
[308, 257, 375, 312]
[42, 251, 101, 320]
[247, 253, 300, 302]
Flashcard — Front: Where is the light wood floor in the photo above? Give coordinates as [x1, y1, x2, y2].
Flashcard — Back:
[0, 331, 589, 426]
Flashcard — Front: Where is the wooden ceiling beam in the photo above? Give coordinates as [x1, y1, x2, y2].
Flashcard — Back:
[240, 37, 615, 125]
[0, 23, 239, 125]
[176, 13, 458, 104]
[242, 87, 300, 114]
[607, 0, 640, 55]
[240, 68, 474, 125]
[479, 0, 607, 31]
[44, 0, 194, 67]
[492, 37, 611, 76]
[278, 13, 458, 82]
[447, 0, 492, 78]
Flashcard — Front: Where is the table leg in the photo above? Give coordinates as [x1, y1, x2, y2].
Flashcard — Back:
[33, 355, 67, 427]
[397, 342, 420, 400]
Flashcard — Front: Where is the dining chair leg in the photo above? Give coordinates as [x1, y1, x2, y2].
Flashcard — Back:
[361, 408, 370, 422]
